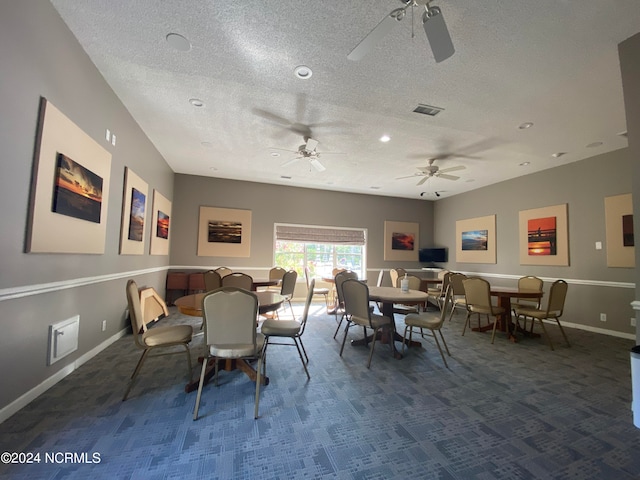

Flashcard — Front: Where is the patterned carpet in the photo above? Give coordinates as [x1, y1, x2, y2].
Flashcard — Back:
[1, 302, 639, 479]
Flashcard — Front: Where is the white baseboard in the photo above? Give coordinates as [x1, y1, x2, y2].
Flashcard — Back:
[0, 328, 128, 424]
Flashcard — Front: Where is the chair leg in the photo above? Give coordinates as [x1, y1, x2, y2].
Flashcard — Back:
[537, 318, 555, 350]
[555, 319, 571, 347]
[294, 338, 310, 380]
[339, 321, 351, 356]
[333, 313, 345, 339]
[123, 349, 150, 401]
[402, 325, 410, 354]
[193, 355, 209, 420]
[298, 337, 309, 364]
[262, 340, 270, 378]
[462, 313, 471, 336]
[184, 345, 193, 381]
[254, 349, 264, 419]
[432, 330, 449, 368]
[490, 315, 499, 344]
[367, 327, 377, 369]
[438, 330, 451, 356]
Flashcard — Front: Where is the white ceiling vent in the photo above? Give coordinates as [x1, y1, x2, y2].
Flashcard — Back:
[413, 104, 444, 116]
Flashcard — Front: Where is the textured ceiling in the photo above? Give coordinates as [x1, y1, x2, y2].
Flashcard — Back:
[50, 0, 639, 200]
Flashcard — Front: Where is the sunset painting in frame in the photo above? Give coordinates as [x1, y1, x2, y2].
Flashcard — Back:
[52, 153, 103, 223]
[392, 232, 415, 251]
[528, 216, 557, 255]
[127, 187, 145, 241]
[157, 211, 170, 239]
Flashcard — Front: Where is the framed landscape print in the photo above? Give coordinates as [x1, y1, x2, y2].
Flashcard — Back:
[197, 206, 252, 257]
[119, 167, 148, 255]
[604, 193, 635, 267]
[25, 97, 111, 254]
[384, 221, 419, 261]
[519, 204, 569, 266]
[149, 189, 171, 256]
[456, 215, 496, 263]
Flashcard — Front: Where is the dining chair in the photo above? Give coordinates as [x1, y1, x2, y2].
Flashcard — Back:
[221, 272, 253, 291]
[305, 266, 329, 309]
[261, 278, 315, 380]
[203, 269, 222, 291]
[339, 279, 393, 368]
[278, 269, 298, 318]
[447, 272, 468, 321]
[123, 279, 193, 401]
[426, 269, 450, 309]
[511, 276, 544, 331]
[514, 279, 570, 350]
[402, 283, 453, 367]
[389, 268, 407, 288]
[462, 277, 505, 344]
[214, 266, 233, 278]
[393, 274, 424, 315]
[263, 266, 286, 292]
[332, 269, 359, 339]
[193, 287, 265, 420]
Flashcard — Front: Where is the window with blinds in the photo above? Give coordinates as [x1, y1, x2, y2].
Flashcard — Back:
[274, 223, 367, 279]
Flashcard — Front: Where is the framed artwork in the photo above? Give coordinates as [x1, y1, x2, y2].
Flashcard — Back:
[456, 215, 496, 263]
[519, 204, 569, 266]
[149, 189, 172, 256]
[197, 206, 252, 257]
[119, 167, 148, 255]
[384, 221, 419, 261]
[604, 193, 635, 267]
[25, 97, 111, 254]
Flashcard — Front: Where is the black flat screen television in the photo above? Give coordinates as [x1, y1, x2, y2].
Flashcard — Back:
[419, 248, 448, 263]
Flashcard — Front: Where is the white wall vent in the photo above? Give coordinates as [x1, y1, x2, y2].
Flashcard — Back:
[48, 315, 79, 365]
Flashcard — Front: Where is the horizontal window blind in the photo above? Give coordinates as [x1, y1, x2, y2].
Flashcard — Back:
[275, 224, 365, 245]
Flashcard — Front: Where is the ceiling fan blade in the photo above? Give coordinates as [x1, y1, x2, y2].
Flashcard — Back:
[252, 108, 293, 127]
[270, 147, 298, 153]
[347, 9, 400, 61]
[396, 173, 420, 180]
[438, 165, 466, 174]
[281, 157, 301, 167]
[305, 138, 319, 152]
[437, 173, 460, 181]
[309, 158, 326, 172]
[422, 5, 455, 63]
[417, 176, 429, 186]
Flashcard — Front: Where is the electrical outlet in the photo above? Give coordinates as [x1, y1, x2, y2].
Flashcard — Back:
[600, 313, 607, 322]
[632, 317, 637, 327]
[101, 320, 107, 332]
[111, 134, 116, 146]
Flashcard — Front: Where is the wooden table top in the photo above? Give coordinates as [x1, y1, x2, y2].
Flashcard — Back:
[367, 286, 429, 303]
[175, 291, 285, 316]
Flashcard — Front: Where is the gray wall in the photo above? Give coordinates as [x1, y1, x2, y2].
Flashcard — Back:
[170, 174, 435, 275]
[619, 32, 640, 344]
[433, 148, 636, 335]
[0, 2, 174, 413]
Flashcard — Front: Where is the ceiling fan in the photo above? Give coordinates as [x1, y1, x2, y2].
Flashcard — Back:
[396, 158, 465, 185]
[347, 0, 454, 63]
[272, 137, 329, 172]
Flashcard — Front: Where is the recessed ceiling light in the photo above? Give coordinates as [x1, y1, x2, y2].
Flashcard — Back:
[551, 152, 566, 158]
[280, 175, 292, 180]
[379, 135, 391, 143]
[586, 141, 603, 148]
[294, 65, 313, 79]
[189, 98, 204, 107]
[201, 141, 212, 148]
[209, 166, 217, 171]
[270, 152, 280, 157]
[370, 186, 381, 190]
[518, 122, 534, 129]
[166, 33, 191, 52]
[519, 162, 530, 166]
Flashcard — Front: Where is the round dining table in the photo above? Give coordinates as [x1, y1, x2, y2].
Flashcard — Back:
[471, 286, 543, 342]
[174, 291, 285, 391]
[364, 286, 430, 359]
